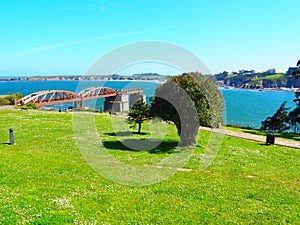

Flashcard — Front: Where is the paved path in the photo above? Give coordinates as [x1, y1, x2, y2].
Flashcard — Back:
[200, 126, 300, 149]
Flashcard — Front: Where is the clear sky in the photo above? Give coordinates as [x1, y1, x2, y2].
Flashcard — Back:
[0, 0, 300, 76]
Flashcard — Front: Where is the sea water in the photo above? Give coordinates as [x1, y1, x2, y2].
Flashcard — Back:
[0, 80, 296, 129]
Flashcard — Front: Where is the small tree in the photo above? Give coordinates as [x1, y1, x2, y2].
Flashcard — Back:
[261, 101, 290, 133]
[128, 99, 150, 134]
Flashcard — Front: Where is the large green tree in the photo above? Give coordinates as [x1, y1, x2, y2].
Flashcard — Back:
[128, 98, 150, 134]
[151, 72, 224, 147]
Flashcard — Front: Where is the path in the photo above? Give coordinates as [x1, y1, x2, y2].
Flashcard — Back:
[200, 126, 300, 149]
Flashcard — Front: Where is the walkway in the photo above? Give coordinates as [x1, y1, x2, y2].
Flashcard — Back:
[200, 126, 300, 149]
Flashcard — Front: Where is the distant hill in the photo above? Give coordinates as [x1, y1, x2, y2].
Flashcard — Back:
[214, 72, 300, 89]
[132, 73, 161, 76]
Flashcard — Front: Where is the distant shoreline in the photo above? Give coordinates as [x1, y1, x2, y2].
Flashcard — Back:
[219, 86, 299, 92]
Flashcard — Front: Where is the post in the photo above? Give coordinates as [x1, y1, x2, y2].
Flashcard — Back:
[80, 94, 83, 108]
[266, 133, 275, 145]
[9, 128, 14, 145]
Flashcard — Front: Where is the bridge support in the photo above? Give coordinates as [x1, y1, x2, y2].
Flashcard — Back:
[129, 93, 146, 108]
[104, 93, 146, 113]
[104, 94, 129, 113]
[73, 95, 84, 109]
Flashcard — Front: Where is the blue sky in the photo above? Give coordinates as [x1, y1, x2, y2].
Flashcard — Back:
[0, 0, 300, 76]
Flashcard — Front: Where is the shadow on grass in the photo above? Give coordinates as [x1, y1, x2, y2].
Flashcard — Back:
[104, 131, 148, 136]
[278, 133, 300, 141]
[243, 130, 265, 136]
[242, 130, 300, 141]
[102, 139, 179, 154]
[2, 142, 11, 145]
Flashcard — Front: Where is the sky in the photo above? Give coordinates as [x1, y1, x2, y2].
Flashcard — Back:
[0, 0, 300, 76]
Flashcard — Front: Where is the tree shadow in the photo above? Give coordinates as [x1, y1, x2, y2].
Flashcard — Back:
[102, 139, 179, 154]
[104, 131, 148, 137]
[242, 130, 300, 141]
[104, 131, 132, 137]
[243, 130, 265, 136]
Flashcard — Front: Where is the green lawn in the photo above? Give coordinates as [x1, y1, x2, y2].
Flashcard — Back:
[0, 110, 299, 224]
[251, 73, 286, 81]
[225, 74, 237, 79]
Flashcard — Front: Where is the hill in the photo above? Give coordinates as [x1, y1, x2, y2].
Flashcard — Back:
[215, 72, 300, 89]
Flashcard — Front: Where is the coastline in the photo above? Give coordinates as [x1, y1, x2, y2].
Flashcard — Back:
[219, 86, 299, 92]
[0, 77, 166, 84]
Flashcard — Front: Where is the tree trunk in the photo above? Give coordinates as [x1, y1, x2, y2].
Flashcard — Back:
[138, 122, 141, 134]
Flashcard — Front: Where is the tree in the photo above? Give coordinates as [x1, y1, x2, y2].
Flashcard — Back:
[292, 60, 300, 78]
[288, 107, 300, 133]
[286, 91, 300, 133]
[151, 72, 224, 147]
[261, 101, 290, 133]
[128, 98, 150, 134]
[288, 61, 300, 133]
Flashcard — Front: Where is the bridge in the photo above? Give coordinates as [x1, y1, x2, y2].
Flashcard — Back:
[15, 87, 143, 111]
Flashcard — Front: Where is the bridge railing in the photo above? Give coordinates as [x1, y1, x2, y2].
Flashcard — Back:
[15, 87, 143, 107]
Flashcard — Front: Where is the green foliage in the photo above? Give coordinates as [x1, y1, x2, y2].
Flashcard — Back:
[151, 72, 224, 146]
[25, 102, 40, 110]
[262, 89, 300, 134]
[261, 101, 290, 133]
[0, 97, 10, 106]
[0, 93, 23, 105]
[128, 99, 150, 134]
[287, 91, 300, 133]
[288, 107, 300, 133]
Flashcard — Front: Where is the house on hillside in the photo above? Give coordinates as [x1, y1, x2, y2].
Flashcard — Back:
[262, 68, 276, 76]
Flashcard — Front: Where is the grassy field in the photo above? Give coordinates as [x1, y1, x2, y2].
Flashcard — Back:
[251, 73, 286, 81]
[0, 110, 299, 224]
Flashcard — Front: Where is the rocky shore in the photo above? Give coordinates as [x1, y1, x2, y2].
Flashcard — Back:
[215, 74, 300, 90]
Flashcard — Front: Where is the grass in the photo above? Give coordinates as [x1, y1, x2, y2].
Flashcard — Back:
[225, 74, 237, 79]
[251, 73, 286, 81]
[0, 110, 299, 224]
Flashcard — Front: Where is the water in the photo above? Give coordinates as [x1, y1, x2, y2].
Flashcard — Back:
[221, 89, 296, 128]
[0, 80, 297, 129]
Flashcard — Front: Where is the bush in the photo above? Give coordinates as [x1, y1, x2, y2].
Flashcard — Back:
[25, 102, 40, 110]
[0, 98, 11, 106]
[0, 93, 24, 105]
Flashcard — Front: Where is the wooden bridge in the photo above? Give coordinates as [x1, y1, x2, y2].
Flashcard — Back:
[15, 87, 143, 108]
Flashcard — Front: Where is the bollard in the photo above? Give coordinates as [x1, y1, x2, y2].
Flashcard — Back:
[9, 128, 14, 145]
